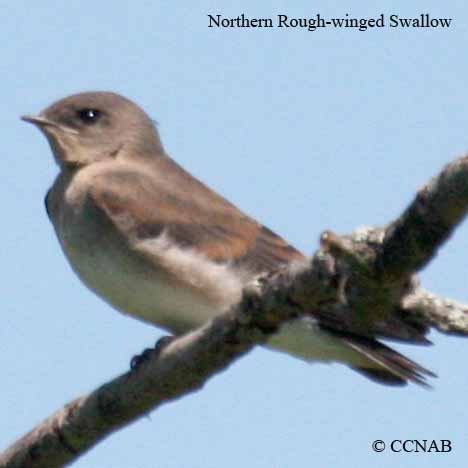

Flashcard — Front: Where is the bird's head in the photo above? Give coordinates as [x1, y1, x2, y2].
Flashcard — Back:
[22, 91, 164, 169]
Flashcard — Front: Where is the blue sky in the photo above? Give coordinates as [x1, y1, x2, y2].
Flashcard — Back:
[2, 1, 468, 467]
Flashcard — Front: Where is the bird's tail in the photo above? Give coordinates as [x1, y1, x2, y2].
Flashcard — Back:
[266, 318, 436, 387]
[324, 328, 436, 387]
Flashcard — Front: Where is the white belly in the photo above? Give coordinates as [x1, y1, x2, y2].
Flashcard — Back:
[59, 229, 243, 334]
[59, 229, 356, 365]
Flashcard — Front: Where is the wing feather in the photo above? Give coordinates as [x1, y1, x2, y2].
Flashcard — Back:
[87, 157, 303, 274]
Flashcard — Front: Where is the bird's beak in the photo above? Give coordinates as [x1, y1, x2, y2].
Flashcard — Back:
[21, 115, 79, 134]
[22, 114, 57, 127]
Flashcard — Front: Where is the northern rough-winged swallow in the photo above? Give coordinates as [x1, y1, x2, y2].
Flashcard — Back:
[22, 92, 434, 386]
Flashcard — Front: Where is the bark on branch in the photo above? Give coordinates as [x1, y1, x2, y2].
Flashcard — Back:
[379, 155, 468, 281]
[2, 154, 468, 468]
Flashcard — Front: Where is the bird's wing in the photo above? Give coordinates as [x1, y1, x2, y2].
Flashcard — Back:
[87, 157, 304, 275]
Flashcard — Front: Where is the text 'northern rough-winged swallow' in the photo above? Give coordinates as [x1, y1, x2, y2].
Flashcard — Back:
[22, 92, 434, 386]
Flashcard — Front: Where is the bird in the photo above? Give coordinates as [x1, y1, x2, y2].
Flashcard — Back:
[22, 91, 434, 387]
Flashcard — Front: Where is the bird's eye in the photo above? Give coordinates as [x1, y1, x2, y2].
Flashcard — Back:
[77, 108, 101, 124]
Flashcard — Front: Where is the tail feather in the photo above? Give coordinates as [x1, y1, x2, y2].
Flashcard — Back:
[326, 328, 437, 387]
[266, 318, 436, 387]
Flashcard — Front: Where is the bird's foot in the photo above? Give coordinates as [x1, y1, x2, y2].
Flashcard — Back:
[130, 335, 176, 371]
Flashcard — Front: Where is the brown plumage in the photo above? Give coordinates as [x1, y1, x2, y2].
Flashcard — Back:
[25, 91, 435, 387]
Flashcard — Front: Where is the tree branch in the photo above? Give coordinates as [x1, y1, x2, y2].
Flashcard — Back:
[378, 155, 468, 281]
[0, 256, 336, 468]
[3, 154, 468, 467]
[403, 287, 468, 336]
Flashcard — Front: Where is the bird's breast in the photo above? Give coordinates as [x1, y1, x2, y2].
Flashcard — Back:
[53, 199, 243, 334]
